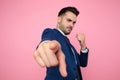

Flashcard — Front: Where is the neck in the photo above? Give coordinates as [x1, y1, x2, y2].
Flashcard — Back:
[56, 27, 66, 36]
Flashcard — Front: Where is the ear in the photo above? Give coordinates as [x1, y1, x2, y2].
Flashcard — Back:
[57, 16, 61, 23]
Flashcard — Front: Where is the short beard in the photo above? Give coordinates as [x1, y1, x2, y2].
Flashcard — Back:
[64, 32, 70, 35]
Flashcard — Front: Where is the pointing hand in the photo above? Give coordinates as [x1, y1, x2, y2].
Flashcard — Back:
[33, 40, 67, 77]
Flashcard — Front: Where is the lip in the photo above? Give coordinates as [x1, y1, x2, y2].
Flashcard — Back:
[67, 27, 72, 31]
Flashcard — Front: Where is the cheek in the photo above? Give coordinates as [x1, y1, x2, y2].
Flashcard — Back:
[63, 21, 68, 27]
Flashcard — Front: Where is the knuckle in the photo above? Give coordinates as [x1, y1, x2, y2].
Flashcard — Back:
[46, 64, 51, 67]
[51, 62, 58, 66]
[40, 64, 46, 68]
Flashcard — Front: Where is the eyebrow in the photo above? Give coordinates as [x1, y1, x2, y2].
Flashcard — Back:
[67, 18, 76, 24]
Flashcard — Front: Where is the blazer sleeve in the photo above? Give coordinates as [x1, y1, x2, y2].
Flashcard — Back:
[79, 50, 89, 67]
[36, 28, 56, 49]
[41, 28, 56, 42]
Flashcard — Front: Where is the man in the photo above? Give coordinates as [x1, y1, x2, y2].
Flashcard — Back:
[33, 6, 89, 80]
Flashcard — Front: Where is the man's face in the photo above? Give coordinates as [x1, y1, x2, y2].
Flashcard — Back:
[58, 11, 77, 35]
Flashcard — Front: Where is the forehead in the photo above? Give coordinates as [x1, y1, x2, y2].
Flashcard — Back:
[62, 11, 77, 22]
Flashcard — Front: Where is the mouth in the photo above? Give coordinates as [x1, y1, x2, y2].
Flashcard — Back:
[66, 27, 72, 31]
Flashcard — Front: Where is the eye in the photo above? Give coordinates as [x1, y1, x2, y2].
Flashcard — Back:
[73, 21, 76, 24]
[67, 19, 72, 22]
[66, 18, 76, 25]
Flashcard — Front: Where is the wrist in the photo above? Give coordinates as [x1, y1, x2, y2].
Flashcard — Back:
[81, 46, 87, 50]
[81, 48, 88, 53]
[80, 43, 87, 50]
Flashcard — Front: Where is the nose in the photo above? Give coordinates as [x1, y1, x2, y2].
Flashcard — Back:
[69, 22, 74, 27]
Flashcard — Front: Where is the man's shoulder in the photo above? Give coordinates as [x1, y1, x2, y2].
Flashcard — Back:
[43, 28, 56, 31]
[43, 28, 58, 33]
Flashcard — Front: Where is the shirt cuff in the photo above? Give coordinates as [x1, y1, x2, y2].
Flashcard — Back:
[81, 48, 88, 53]
[36, 40, 50, 50]
[40, 40, 50, 45]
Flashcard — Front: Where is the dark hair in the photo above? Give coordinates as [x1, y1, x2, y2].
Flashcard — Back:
[58, 6, 79, 16]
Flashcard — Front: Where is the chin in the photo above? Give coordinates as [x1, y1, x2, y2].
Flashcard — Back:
[65, 32, 71, 35]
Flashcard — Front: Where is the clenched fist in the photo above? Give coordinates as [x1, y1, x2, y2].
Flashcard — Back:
[76, 33, 87, 50]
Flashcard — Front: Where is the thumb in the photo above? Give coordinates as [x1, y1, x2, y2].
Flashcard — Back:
[57, 50, 67, 77]
[49, 40, 59, 53]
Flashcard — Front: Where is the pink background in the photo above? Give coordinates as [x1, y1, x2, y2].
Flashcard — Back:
[0, 0, 120, 80]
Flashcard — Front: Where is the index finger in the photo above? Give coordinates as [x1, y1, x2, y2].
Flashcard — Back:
[57, 50, 67, 77]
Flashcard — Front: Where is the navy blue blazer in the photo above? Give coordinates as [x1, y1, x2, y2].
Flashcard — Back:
[40, 28, 89, 80]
